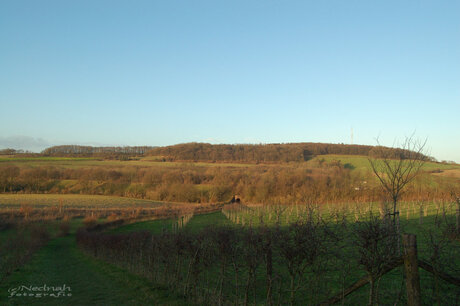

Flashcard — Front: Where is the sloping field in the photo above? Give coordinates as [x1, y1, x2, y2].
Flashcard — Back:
[0, 155, 256, 169]
[314, 154, 460, 172]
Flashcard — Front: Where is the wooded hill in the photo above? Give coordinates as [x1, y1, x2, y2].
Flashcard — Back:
[2, 142, 432, 162]
[147, 142, 432, 163]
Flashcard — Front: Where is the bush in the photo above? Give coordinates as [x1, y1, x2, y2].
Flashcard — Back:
[107, 213, 119, 222]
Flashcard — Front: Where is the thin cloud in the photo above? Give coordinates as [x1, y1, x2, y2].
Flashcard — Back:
[0, 136, 51, 153]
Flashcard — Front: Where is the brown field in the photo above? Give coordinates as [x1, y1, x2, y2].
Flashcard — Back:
[0, 194, 163, 208]
[433, 168, 460, 178]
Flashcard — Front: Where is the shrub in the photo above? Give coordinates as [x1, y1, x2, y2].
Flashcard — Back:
[107, 213, 119, 222]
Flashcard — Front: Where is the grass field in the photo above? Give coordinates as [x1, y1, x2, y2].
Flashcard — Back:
[0, 155, 258, 169]
[1, 154, 458, 173]
[0, 156, 94, 162]
[0, 194, 164, 208]
[433, 168, 460, 178]
[315, 154, 460, 172]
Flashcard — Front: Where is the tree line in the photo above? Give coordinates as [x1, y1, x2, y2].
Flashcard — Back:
[2, 142, 434, 163]
[147, 142, 433, 163]
[0, 149, 35, 155]
[41, 145, 155, 157]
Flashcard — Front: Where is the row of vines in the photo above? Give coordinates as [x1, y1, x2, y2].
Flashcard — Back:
[77, 203, 460, 305]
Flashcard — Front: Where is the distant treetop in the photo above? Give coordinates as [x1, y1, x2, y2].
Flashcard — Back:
[41, 145, 155, 157]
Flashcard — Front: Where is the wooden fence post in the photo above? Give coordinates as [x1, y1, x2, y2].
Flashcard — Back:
[403, 234, 421, 306]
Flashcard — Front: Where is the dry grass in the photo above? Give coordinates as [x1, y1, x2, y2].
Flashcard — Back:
[0, 194, 163, 208]
[0, 193, 221, 228]
[0, 156, 256, 169]
[432, 168, 460, 178]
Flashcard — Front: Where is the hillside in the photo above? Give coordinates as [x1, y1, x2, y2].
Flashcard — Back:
[0, 152, 457, 205]
[146, 142, 406, 163]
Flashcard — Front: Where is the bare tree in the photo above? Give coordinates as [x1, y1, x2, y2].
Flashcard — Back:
[368, 134, 429, 229]
[353, 213, 399, 305]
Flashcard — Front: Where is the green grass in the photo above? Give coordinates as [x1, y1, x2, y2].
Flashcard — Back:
[0, 227, 14, 243]
[109, 211, 232, 235]
[0, 233, 187, 305]
[109, 218, 175, 235]
[314, 154, 460, 172]
[184, 211, 232, 233]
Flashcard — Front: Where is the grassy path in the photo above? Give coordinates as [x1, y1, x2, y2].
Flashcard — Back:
[185, 211, 232, 233]
[108, 211, 232, 235]
[108, 218, 174, 234]
[0, 233, 186, 305]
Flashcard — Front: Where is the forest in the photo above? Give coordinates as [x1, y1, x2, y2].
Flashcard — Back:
[147, 142, 433, 163]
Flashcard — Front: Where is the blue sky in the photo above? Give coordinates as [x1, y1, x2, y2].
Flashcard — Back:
[1, 1, 459, 161]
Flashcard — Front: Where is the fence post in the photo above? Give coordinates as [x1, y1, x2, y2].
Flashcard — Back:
[403, 234, 421, 306]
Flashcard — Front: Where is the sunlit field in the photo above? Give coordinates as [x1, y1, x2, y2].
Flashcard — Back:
[0, 194, 163, 208]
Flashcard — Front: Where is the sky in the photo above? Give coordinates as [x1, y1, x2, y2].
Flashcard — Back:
[0, 1, 459, 162]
